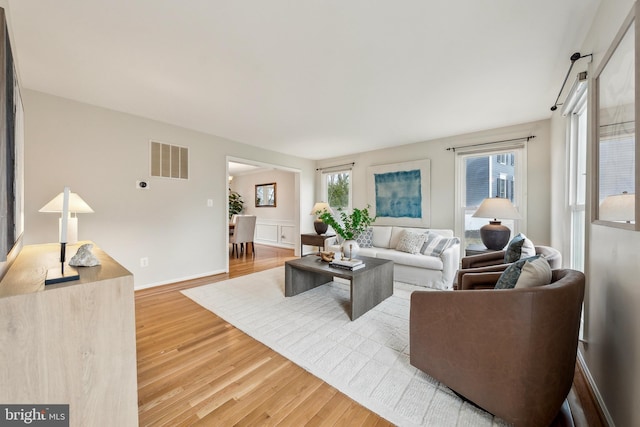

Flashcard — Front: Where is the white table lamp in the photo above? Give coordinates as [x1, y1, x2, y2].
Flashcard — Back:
[472, 197, 521, 250]
[310, 202, 333, 235]
[600, 191, 634, 223]
[40, 191, 94, 244]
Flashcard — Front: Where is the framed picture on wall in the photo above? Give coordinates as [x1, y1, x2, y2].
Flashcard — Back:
[367, 159, 431, 227]
[255, 182, 276, 207]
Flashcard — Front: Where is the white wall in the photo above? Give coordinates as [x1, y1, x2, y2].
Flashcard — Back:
[231, 169, 296, 221]
[550, 1, 640, 425]
[22, 90, 315, 288]
[315, 119, 552, 245]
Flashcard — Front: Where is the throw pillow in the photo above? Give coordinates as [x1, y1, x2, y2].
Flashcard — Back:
[395, 230, 427, 254]
[515, 257, 552, 288]
[495, 255, 540, 289]
[504, 233, 535, 263]
[354, 227, 373, 248]
[520, 236, 536, 258]
[421, 233, 460, 256]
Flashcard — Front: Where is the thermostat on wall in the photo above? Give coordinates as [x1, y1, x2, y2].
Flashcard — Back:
[136, 180, 149, 189]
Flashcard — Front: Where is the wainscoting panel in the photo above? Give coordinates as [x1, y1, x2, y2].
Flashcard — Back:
[255, 219, 296, 249]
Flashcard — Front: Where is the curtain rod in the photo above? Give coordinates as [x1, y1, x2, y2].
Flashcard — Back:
[316, 162, 355, 171]
[446, 135, 535, 152]
[550, 52, 592, 111]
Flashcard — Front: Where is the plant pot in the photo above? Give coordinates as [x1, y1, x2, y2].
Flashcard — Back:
[342, 240, 360, 259]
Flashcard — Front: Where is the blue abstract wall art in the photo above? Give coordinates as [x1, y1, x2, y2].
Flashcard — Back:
[374, 169, 422, 218]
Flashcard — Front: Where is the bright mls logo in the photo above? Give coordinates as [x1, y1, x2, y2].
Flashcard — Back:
[0, 405, 69, 426]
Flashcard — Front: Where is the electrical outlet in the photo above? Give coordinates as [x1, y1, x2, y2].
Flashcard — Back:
[140, 257, 149, 267]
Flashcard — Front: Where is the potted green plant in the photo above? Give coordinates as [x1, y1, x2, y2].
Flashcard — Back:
[229, 191, 244, 219]
[316, 205, 375, 257]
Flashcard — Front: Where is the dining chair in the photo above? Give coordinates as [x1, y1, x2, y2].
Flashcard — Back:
[229, 215, 257, 257]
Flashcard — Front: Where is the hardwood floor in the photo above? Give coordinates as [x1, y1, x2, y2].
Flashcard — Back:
[136, 245, 394, 426]
[136, 244, 605, 426]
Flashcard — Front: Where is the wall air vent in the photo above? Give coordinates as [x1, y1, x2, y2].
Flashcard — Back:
[150, 141, 189, 179]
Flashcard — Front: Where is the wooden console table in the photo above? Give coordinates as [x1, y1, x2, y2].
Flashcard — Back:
[300, 233, 336, 256]
[0, 242, 138, 426]
[465, 244, 499, 256]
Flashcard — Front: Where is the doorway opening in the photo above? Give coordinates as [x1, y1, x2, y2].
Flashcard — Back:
[226, 157, 300, 272]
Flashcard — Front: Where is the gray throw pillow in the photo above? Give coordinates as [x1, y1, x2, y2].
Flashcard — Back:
[354, 227, 373, 248]
[495, 255, 540, 289]
[504, 233, 527, 263]
[421, 233, 460, 256]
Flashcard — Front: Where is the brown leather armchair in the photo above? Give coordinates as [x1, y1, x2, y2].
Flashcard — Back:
[410, 269, 585, 427]
[454, 245, 562, 290]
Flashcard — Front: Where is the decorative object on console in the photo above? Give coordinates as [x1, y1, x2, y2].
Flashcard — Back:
[44, 187, 80, 285]
[310, 201, 332, 234]
[69, 243, 101, 267]
[342, 240, 359, 259]
[472, 197, 521, 250]
[39, 189, 94, 244]
[599, 191, 635, 223]
[315, 251, 335, 263]
[329, 257, 365, 270]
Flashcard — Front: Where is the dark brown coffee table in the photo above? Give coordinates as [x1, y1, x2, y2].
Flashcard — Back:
[284, 255, 394, 320]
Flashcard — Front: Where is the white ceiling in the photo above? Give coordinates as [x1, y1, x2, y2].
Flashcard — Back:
[7, 0, 600, 160]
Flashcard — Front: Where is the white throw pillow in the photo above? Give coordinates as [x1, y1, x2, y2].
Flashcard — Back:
[520, 236, 536, 259]
[372, 226, 393, 248]
[395, 230, 427, 254]
[514, 257, 552, 288]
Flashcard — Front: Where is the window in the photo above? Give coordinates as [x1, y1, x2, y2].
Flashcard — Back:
[566, 85, 588, 271]
[497, 173, 508, 198]
[322, 170, 351, 211]
[456, 147, 525, 250]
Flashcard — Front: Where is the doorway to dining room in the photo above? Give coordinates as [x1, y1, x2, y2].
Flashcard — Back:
[226, 157, 301, 272]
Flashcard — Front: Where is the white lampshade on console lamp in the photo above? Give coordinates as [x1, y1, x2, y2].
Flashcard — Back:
[472, 197, 522, 250]
[310, 202, 333, 234]
[600, 191, 635, 223]
[40, 187, 91, 285]
[40, 190, 94, 244]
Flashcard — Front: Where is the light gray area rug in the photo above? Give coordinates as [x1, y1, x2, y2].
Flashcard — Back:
[182, 267, 507, 426]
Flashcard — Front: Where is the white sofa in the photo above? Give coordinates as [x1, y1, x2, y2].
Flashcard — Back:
[325, 225, 460, 290]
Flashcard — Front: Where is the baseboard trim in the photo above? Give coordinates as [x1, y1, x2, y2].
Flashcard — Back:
[576, 351, 614, 426]
[134, 269, 227, 291]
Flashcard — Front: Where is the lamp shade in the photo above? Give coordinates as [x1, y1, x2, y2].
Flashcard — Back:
[472, 197, 520, 250]
[310, 202, 332, 216]
[472, 197, 521, 220]
[39, 192, 94, 213]
[600, 192, 634, 222]
[40, 191, 93, 244]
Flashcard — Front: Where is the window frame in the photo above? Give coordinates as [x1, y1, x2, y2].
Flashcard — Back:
[321, 169, 352, 212]
[454, 145, 527, 253]
[592, 3, 639, 230]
